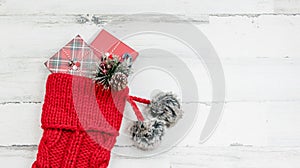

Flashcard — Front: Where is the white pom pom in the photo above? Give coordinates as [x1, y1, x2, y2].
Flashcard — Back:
[148, 92, 183, 127]
[129, 119, 166, 150]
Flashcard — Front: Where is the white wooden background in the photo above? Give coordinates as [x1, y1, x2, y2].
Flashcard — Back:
[1, 0, 300, 167]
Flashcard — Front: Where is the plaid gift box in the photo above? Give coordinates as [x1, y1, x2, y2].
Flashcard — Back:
[44, 35, 99, 78]
[45, 30, 139, 78]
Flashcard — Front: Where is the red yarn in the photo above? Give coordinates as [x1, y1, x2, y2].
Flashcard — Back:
[126, 96, 144, 121]
[32, 73, 129, 168]
[33, 73, 151, 168]
[129, 96, 151, 105]
[126, 96, 151, 121]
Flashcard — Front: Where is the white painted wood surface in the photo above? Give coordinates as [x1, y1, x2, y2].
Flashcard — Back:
[0, 0, 300, 167]
[0, 146, 300, 168]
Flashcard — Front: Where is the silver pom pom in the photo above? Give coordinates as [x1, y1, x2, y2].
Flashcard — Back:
[148, 92, 183, 127]
[129, 119, 166, 150]
[109, 72, 128, 91]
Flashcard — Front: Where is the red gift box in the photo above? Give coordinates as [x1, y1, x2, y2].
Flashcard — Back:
[90, 29, 138, 61]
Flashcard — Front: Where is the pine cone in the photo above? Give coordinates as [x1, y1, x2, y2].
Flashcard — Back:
[148, 92, 183, 127]
[129, 119, 166, 150]
[110, 72, 128, 91]
[115, 62, 132, 76]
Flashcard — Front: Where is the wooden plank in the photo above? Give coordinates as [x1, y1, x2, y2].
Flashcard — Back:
[0, 103, 42, 145]
[274, 0, 300, 13]
[202, 102, 300, 146]
[5, 52, 300, 102]
[0, 101, 299, 146]
[0, 0, 275, 15]
[0, 146, 36, 168]
[0, 146, 299, 168]
[167, 146, 300, 168]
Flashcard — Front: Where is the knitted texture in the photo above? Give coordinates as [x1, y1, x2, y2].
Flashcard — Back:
[32, 73, 129, 168]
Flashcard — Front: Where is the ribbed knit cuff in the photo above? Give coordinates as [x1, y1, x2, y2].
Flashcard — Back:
[41, 73, 129, 134]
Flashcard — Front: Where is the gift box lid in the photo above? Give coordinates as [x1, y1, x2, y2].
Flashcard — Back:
[90, 29, 139, 61]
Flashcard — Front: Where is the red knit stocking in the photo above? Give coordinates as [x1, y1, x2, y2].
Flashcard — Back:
[32, 73, 129, 168]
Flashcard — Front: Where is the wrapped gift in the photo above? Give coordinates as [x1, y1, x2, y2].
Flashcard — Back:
[45, 30, 138, 78]
[44, 35, 99, 78]
[90, 29, 139, 61]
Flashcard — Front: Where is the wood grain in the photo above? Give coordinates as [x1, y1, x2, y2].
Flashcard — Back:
[0, 15, 300, 102]
[0, 146, 299, 168]
[0, 101, 299, 147]
[1, 0, 300, 167]
[0, 0, 275, 15]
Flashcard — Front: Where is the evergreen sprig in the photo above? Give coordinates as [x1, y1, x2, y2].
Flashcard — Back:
[93, 53, 131, 89]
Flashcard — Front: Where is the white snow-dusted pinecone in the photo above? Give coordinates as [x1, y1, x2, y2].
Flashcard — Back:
[148, 92, 183, 127]
[109, 72, 128, 91]
[129, 119, 166, 150]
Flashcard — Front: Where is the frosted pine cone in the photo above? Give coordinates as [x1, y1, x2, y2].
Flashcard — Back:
[115, 61, 132, 76]
[109, 72, 128, 91]
[148, 92, 183, 127]
[129, 119, 166, 150]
